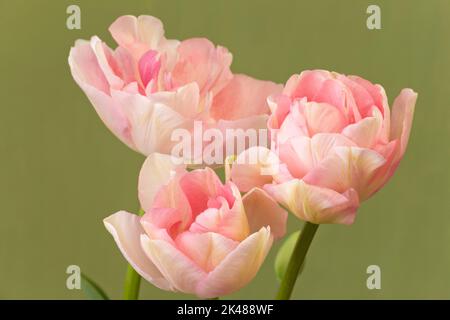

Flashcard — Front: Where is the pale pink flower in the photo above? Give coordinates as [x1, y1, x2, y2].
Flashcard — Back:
[68, 15, 281, 161]
[230, 70, 417, 225]
[104, 153, 287, 298]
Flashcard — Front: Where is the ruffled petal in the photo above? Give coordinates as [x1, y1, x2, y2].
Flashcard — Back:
[242, 188, 287, 239]
[195, 227, 272, 298]
[104, 211, 171, 290]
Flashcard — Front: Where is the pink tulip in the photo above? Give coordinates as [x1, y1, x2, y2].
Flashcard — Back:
[230, 70, 417, 225]
[68, 15, 281, 160]
[104, 153, 287, 298]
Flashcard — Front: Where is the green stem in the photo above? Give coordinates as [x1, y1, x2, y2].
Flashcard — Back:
[123, 208, 145, 300]
[123, 264, 142, 300]
[276, 222, 319, 300]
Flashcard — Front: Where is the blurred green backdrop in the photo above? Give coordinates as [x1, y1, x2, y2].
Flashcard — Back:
[0, 0, 449, 299]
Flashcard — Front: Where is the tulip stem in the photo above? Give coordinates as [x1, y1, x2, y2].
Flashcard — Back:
[124, 264, 142, 300]
[276, 222, 319, 300]
[123, 208, 145, 300]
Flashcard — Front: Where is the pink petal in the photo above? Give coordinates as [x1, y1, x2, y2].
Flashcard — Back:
[178, 167, 232, 216]
[342, 108, 383, 148]
[175, 232, 239, 272]
[390, 88, 417, 157]
[195, 227, 272, 298]
[109, 15, 165, 58]
[230, 147, 279, 192]
[210, 74, 282, 120]
[138, 50, 161, 88]
[303, 146, 386, 200]
[171, 38, 233, 96]
[313, 78, 349, 112]
[347, 75, 386, 115]
[279, 134, 356, 179]
[278, 136, 313, 178]
[111, 89, 193, 155]
[265, 180, 359, 225]
[267, 94, 292, 130]
[140, 235, 207, 294]
[138, 153, 186, 211]
[283, 70, 331, 100]
[68, 41, 132, 147]
[189, 184, 250, 242]
[104, 211, 171, 290]
[242, 188, 287, 239]
[90, 36, 124, 90]
[302, 101, 347, 135]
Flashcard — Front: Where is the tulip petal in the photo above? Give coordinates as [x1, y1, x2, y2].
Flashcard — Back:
[211, 74, 282, 120]
[302, 101, 347, 134]
[310, 79, 350, 115]
[188, 184, 250, 242]
[175, 232, 239, 272]
[195, 227, 272, 298]
[265, 180, 359, 225]
[104, 211, 171, 290]
[178, 167, 234, 212]
[230, 147, 279, 192]
[111, 89, 192, 155]
[138, 153, 186, 211]
[342, 108, 383, 148]
[303, 146, 386, 199]
[90, 36, 124, 90]
[390, 89, 417, 156]
[109, 15, 164, 57]
[242, 188, 287, 239]
[172, 38, 233, 96]
[68, 41, 132, 148]
[140, 235, 207, 294]
[283, 70, 331, 99]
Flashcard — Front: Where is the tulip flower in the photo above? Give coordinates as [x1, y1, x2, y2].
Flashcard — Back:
[69, 15, 281, 163]
[104, 153, 287, 298]
[231, 70, 417, 225]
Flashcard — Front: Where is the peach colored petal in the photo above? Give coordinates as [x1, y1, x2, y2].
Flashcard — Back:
[216, 114, 270, 162]
[283, 70, 331, 99]
[265, 180, 359, 225]
[279, 135, 317, 179]
[179, 167, 233, 214]
[103, 211, 171, 290]
[140, 235, 207, 294]
[302, 101, 347, 135]
[211, 74, 282, 121]
[303, 146, 386, 199]
[342, 108, 383, 148]
[68, 41, 132, 148]
[138, 153, 186, 211]
[146, 83, 201, 119]
[279, 134, 356, 179]
[242, 188, 287, 239]
[195, 227, 272, 298]
[189, 186, 250, 242]
[312, 78, 349, 112]
[230, 147, 279, 192]
[109, 15, 178, 60]
[390, 89, 417, 156]
[90, 36, 124, 90]
[111, 89, 193, 155]
[171, 38, 233, 96]
[175, 232, 239, 272]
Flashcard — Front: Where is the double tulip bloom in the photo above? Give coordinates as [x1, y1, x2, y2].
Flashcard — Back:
[231, 70, 417, 225]
[70, 15, 417, 298]
[104, 153, 286, 298]
[69, 15, 281, 161]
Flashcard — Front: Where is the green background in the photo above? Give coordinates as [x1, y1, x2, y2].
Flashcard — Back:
[1, 0, 449, 299]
